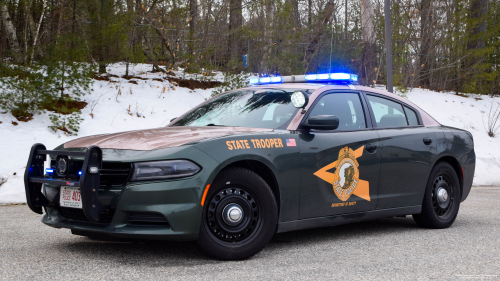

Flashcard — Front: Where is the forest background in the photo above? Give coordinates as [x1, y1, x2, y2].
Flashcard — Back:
[0, 0, 498, 128]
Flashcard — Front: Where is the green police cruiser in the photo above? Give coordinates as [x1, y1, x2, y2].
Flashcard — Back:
[24, 73, 475, 260]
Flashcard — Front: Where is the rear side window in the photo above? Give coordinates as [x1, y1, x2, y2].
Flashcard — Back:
[367, 95, 408, 127]
[309, 93, 366, 130]
[404, 106, 419, 125]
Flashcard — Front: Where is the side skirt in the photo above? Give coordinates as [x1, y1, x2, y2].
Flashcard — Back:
[277, 205, 421, 233]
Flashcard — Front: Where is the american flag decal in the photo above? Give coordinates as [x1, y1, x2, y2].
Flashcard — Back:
[286, 139, 297, 147]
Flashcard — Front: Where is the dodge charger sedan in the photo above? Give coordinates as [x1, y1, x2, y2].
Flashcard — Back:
[24, 73, 475, 260]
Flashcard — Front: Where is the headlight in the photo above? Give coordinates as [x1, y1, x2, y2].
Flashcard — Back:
[131, 160, 201, 181]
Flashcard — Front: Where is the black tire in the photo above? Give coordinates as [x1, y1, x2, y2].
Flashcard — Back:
[197, 167, 278, 260]
[413, 162, 461, 229]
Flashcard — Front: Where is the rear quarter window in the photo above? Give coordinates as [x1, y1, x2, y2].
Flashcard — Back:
[404, 106, 419, 126]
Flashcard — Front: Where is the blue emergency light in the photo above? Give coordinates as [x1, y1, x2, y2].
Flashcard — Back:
[45, 168, 54, 174]
[249, 73, 358, 85]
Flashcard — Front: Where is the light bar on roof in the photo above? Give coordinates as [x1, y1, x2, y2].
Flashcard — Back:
[249, 73, 358, 85]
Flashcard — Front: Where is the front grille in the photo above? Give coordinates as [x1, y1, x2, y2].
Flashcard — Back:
[100, 162, 132, 187]
[127, 212, 170, 226]
[58, 207, 115, 224]
[49, 160, 132, 187]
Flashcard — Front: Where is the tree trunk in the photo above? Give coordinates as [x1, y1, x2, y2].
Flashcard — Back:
[468, 0, 488, 50]
[126, 0, 134, 12]
[304, 2, 335, 72]
[419, 0, 433, 87]
[57, 0, 65, 36]
[260, 0, 275, 73]
[229, 0, 242, 69]
[290, 0, 300, 29]
[26, 5, 37, 43]
[71, 0, 76, 48]
[99, 63, 106, 73]
[344, 0, 348, 40]
[189, 0, 197, 33]
[203, 0, 212, 51]
[29, 0, 47, 66]
[189, 0, 198, 56]
[0, 3, 22, 63]
[465, 0, 489, 92]
[360, 0, 376, 86]
[125, 0, 135, 77]
[308, 0, 312, 27]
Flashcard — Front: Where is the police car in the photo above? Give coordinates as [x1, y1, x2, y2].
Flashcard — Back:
[24, 73, 475, 260]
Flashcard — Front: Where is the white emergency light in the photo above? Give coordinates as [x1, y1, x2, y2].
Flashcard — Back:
[249, 73, 358, 85]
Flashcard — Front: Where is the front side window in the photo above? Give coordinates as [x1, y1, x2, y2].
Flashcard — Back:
[308, 93, 367, 130]
[171, 89, 306, 129]
[367, 95, 418, 127]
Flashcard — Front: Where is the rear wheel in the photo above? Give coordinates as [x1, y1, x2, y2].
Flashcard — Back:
[413, 162, 461, 229]
[197, 167, 278, 260]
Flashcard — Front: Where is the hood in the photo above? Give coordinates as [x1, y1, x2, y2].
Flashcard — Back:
[63, 126, 273, 151]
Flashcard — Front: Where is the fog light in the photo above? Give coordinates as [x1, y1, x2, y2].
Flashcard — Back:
[56, 156, 69, 177]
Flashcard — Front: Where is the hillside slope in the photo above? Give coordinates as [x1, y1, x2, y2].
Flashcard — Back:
[0, 65, 498, 203]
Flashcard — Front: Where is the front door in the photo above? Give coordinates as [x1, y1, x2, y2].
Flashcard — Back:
[298, 92, 381, 219]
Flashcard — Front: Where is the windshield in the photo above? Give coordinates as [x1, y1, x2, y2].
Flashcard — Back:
[171, 89, 308, 129]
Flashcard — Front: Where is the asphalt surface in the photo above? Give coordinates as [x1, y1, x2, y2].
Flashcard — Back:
[1, 187, 499, 280]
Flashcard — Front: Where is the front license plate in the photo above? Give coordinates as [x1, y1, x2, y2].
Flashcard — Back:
[60, 186, 82, 209]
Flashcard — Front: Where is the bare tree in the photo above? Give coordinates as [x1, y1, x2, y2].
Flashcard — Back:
[229, 0, 243, 69]
[29, 0, 47, 66]
[0, 3, 22, 63]
[361, 0, 376, 86]
[419, 0, 433, 87]
[468, 0, 489, 50]
[260, 0, 275, 74]
[304, 2, 335, 72]
[189, 0, 198, 56]
[484, 102, 500, 137]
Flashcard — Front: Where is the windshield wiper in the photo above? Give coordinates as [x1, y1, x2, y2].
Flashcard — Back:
[206, 124, 238, 127]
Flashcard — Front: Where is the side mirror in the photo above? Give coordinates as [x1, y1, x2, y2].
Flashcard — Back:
[306, 115, 339, 130]
[170, 117, 178, 122]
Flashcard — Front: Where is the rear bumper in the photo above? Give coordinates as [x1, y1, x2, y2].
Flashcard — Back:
[41, 178, 206, 241]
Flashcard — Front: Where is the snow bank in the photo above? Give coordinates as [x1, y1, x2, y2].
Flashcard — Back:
[0, 63, 216, 204]
[0, 65, 498, 204]
[403, 88, 500, 186]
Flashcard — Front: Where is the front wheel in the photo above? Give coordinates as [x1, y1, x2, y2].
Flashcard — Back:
[413, 162, 461, 229]
[197, 167, 278, 260]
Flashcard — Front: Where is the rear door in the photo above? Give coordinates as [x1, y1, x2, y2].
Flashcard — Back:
[298, 91, 381, 219]
[363, 93, 437, 209]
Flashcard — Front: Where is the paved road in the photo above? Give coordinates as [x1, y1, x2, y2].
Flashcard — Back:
[1, 187, 499, 280]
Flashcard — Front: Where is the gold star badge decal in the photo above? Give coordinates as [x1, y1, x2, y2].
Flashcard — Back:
[314, 146, 370, 202]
